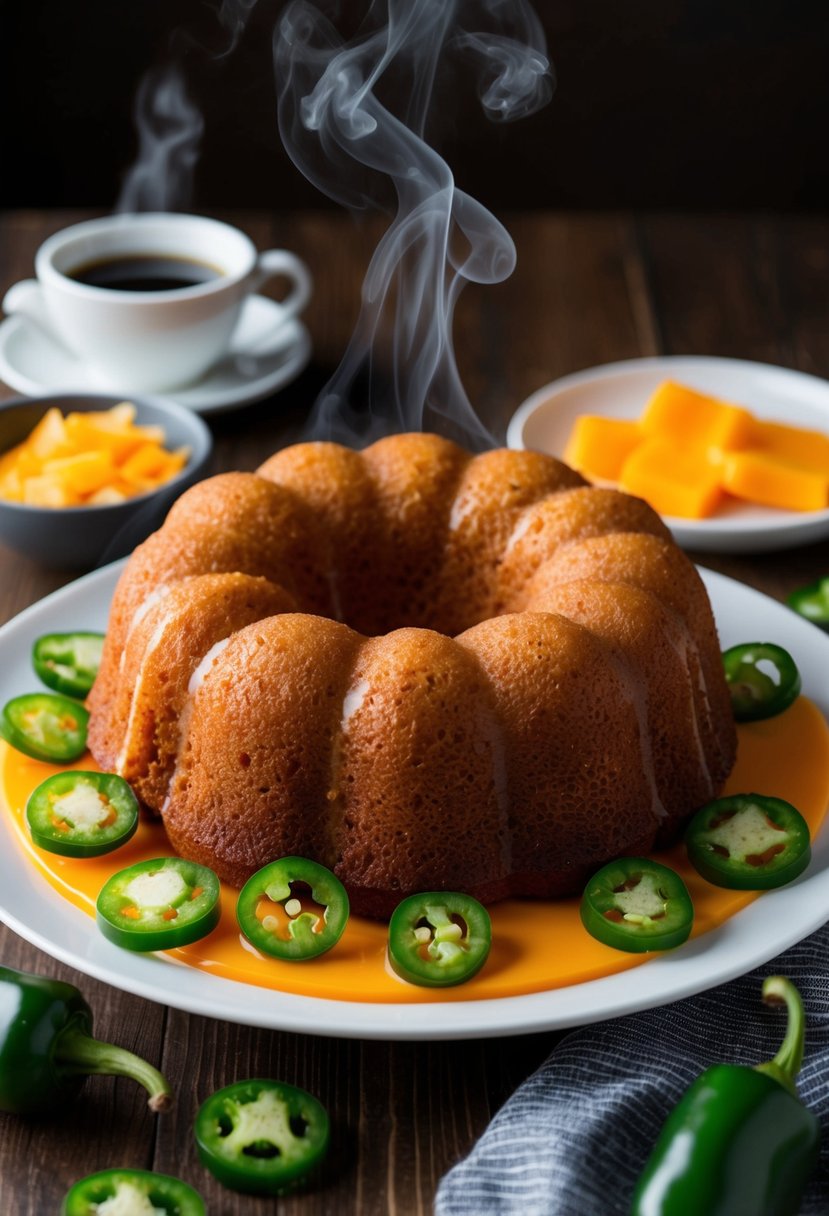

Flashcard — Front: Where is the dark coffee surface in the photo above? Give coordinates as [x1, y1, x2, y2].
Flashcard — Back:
[69, 254, 222, 292]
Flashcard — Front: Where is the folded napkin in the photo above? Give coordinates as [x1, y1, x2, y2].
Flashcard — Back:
[435, 922, 829, 1216]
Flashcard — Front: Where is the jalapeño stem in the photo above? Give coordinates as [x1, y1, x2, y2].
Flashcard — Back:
[55, 1025, 173, 1113]
[754, 975, 806, 1098]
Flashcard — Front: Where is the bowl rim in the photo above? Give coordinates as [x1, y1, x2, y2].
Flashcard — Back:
[0, 390, 212, 515]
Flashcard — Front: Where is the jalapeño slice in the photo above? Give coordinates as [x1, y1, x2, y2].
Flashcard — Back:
[97, 858, 220, 952]
[387, 892, 492, 987]
[580, 859, 694, 953]
[26, 771, 139, 858]
[686, 794, 811, 889]
[787, 578, 829, 632]
[236, 857, 349, 961]
[0, 692, 89, 762]
[32, 631, 105, 698]
[722, 642, 801, 722]
[195, 1078, 330, 1196]
[61, 1168, 205, 1216]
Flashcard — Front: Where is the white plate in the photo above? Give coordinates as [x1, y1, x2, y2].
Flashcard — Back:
[0, 295, 311, 416]
[0, 564, 827, 1039]
[507, 356, 829, 553]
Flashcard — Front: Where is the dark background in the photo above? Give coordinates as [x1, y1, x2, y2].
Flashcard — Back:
[2, 0, 828, 212]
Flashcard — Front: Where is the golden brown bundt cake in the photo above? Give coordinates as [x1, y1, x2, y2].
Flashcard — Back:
[88, 574, 298, 809]
[520, 531, 736, 790]
[88, 433, 737, 918]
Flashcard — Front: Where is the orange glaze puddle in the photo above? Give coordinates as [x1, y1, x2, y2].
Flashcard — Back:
[2, 697, 828, 1004]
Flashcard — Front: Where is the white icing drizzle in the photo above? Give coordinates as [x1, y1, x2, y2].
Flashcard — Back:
[187, 638, 232, 695]
[503, 509, 535, 555]
[340, 677, 370, 729]
[162, 637, 234, 816]
[683, 640, 715, 789]
[118, 583, 172, 673]
[115, 609, 177, 773]
[448, 493, 474, 532]
[127, 584, 172, 641]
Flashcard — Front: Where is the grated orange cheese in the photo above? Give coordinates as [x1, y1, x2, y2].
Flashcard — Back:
[0, 404, 188, 508]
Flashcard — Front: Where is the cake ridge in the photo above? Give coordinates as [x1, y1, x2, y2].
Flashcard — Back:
[88, 434, 737, 917]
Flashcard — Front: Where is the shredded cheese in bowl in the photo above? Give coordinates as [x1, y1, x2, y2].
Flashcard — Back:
[0, 402, 188, 508]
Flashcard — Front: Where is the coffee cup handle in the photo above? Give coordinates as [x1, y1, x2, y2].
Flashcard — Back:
[248, 251, 312, 322]
[3, 279, 74, 354]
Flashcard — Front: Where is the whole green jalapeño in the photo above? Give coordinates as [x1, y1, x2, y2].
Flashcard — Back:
[97, 858, 221, 952]
[631, 977, 820, 1216]
[0, 692, 89, 762]
[33, 631, 105, 699]
[686, 795, 811, 890]
[580, 859, 693, 953]
[387, 892, 492, 987]
[722, 642, 801, 722]
[195, 1078, 330, 1196]
[62, 1169, 204, 1216]
[0, 964, 171, 1116]
[236, 857, 349, 961]
[26, 770, 139, 858]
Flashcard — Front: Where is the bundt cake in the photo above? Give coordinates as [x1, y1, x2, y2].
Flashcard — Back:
[87, 432, 737, 918]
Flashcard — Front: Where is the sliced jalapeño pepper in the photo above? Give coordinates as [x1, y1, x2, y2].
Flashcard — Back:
[195, 1078, 329, 1196]
[32, 631, 105, 698]
[787, 577, 829, 632]
[97, 858, 220, 952]
[387, 892, 492, 987]
[631, 977, 820, 1216]
[62, 1169, 204, 1216]
[0, 692, 89, 762]
[580, 859, 693, 953]
[26, 770, 139, 858]
[686, 794, 811, 889]
[236, 857, 349, 961]
[722, 642, 801, 722]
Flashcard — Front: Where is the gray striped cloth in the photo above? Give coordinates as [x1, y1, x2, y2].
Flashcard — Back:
[435, 922, 829, 1216]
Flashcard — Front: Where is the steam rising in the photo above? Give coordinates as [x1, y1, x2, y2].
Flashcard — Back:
[216, 0, 258, 56]
[116, 1, 256, 214]
[116, 64, 204, 213]
[276, 0, 552, 447]
[116, 0, 552, 448]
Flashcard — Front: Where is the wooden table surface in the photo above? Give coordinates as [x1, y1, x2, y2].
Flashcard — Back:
[0, 209, 827, 1213]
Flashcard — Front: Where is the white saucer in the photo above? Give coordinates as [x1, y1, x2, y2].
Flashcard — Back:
[507, 355, 829, 554]
[0, 294, 312, 415]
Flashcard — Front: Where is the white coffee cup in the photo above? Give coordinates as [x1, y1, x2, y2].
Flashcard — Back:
[2, 213, 312, 393]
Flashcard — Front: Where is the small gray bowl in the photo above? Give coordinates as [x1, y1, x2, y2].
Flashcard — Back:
[0, 392, 213, 571]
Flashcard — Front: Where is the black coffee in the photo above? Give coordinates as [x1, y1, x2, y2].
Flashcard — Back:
[69, 254, 222, 292]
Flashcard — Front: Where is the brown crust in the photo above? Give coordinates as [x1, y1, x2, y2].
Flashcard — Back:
[90, 437, 736, 919]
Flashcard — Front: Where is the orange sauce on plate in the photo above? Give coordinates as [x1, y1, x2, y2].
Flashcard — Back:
[2, 698, 828, 1004]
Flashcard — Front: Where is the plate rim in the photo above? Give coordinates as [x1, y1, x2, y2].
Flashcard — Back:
[506, 354, 829, 552]
[0, 560, 828, 1040]
[0, 296, 312, 416]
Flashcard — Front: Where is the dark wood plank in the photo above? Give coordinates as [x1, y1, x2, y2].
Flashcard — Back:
[636, 214, 792, 366]
[149, 1009, 559, 1214]
[774, 216, 829, 388]
[465, 213, 656, 439]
